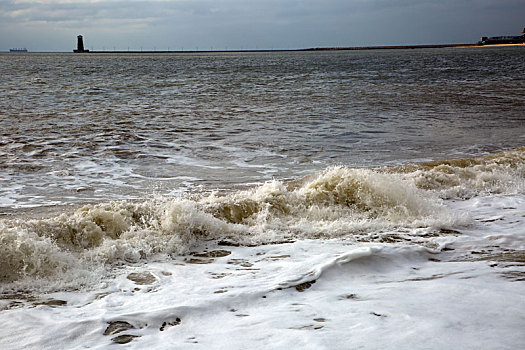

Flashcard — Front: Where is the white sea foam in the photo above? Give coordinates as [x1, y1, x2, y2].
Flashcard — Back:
[1, 194, 523, 349]
[391, 147, 525, 198]
[1, 151, 524, 349]
[3, 149, 524, 291]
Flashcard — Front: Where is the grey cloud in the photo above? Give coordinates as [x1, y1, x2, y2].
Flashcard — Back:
[1, 0, 524, 51]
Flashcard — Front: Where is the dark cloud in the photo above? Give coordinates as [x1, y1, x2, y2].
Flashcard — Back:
[0, 0, 524, 51]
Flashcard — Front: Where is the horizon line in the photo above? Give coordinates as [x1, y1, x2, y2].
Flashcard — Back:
[4, 43, 488, 54]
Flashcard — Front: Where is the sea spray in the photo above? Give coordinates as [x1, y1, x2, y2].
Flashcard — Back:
[0, 163, 474, 291]
[388, 147, 525, 198]
[2, 148, 523, 290]
[203, 166, 458, 237]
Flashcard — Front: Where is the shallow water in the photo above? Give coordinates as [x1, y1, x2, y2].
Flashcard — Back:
[0, 47, 524, 349]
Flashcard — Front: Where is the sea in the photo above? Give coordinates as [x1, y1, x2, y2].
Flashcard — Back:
[0, 47, 524, 349]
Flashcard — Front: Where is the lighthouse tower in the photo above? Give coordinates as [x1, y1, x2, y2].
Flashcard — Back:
[74, 35, 89, 53]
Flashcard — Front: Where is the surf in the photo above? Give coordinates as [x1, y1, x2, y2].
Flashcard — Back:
[1, 148, 522, 291]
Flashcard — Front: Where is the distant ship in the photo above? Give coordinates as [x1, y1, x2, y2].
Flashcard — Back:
[479, 27, 525, 45]
[9, 48, 28, 53]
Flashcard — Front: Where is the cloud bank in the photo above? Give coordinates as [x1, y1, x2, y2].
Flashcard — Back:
[1, 0, 524, 51]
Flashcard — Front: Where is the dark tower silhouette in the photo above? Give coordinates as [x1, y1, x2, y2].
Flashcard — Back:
[73, 35, 89, 53]
[77, 35, 84, 51]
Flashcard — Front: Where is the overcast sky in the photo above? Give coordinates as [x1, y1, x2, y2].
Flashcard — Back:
[1, 0, 524, 51]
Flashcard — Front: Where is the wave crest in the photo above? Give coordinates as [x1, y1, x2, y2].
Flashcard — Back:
[4, 148, 523, 288]
[389, 147, 525, 198]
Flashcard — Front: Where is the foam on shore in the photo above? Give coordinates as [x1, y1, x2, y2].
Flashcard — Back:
[1, 149, 523, 291]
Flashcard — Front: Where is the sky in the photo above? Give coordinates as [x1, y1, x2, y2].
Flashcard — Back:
[1, 0, 524, 52]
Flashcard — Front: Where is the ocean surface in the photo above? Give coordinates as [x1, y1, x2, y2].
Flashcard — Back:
[0, 47, 524, 349]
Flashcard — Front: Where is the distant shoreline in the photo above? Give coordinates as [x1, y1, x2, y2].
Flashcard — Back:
[72, 42, 525, 53]
[470, 43, 525, 48]
[4, 43, 525, 54]
[85, 43, 481, 54]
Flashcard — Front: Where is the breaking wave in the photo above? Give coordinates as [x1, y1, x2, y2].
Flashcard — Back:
[0, 148, 523, 290]
[389, 147, 525, 198]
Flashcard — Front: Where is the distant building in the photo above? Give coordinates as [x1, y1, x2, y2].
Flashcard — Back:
[73, 35, 90, 53]
[9, 48, 28, 53]
[479, 27, 525, 45]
